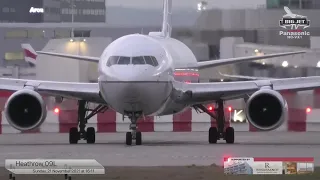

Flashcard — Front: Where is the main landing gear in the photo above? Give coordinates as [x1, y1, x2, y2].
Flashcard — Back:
[69, 100, 108, 144]
[194, 100, 235, 144]
[125, 111, 142, 146]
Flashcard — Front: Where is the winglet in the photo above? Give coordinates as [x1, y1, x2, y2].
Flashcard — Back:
[21, 44, 37, 65]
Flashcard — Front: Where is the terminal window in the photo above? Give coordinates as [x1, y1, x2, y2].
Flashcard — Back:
[302, 0, 314, 9]
[2, 7, 9, 13]
[5, 52, 24, 61]
[54, 30, 71, 38]
[74, 30, 90, 37]
[267, 0, 315, 9]
[5, 30, 27, 38]
[28, 30, 44, 38]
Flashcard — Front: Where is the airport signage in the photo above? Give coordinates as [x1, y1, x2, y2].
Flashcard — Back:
[29, 7, 44, 13]
[279, 6, 310, 39]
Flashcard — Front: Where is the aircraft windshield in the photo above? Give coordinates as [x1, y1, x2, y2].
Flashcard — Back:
[106, 56, 159, 67]
[151, 56, 159, 66]
[118, 56, 130, 64]
[107, 56, 119, 67]
[132, 57, 145, 65]
[144, 56, 154, 66]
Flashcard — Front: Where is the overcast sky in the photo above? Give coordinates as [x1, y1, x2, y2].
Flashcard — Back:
[106, 0, 266, 9]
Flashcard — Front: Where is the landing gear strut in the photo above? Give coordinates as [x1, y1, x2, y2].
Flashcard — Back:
[195, 100, 235, 144]
[69, 100, 108, 144]
[125, 111, 142, 146]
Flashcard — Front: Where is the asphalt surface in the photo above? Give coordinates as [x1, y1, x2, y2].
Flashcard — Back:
[0, 132, 319, 166]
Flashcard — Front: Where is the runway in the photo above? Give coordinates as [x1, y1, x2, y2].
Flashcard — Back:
[0, 132, 319, 166]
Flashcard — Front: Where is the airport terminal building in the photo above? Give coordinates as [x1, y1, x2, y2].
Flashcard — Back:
[1, 4, 320, 77]
[0, 0, 105, 23]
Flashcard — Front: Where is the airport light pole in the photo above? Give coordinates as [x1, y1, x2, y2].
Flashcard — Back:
[197, 1, 208, 11]
[69, 0, 76, 38]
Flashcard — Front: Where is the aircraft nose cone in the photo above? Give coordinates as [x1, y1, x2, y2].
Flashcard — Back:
[105, 65, 159, 104]
[111, 65, 156, 81]
[121, 83, 142, 102]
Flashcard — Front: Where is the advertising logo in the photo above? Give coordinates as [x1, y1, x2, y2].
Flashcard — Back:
[29, 7, 44, 13]
[253, 162, 283, 174]
[279, 6, 310, 39]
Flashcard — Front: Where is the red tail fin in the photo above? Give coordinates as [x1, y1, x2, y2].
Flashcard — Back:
[21, 44, 37, 65]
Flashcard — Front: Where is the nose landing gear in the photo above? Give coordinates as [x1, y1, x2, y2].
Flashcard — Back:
[125, 111, 142, 146]
[194, 100, 235, 144]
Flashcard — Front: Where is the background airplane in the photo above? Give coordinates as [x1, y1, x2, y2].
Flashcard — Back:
[22, 44, 37, 67]
[283, 6, 306, 18]
[4, 0, 320, 146]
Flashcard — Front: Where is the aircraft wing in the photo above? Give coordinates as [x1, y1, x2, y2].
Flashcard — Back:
[219, 72, 277, 80]
[37, 51, 100, 63]
[178, 76, 320, 104]
[21, 43, 100, 63]
[195, 51, 305, 69]
[0, 78, 104, 104]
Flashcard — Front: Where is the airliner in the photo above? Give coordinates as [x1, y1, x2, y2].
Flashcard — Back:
[4, 0, 320, 146]
[283, 6, 305, 18]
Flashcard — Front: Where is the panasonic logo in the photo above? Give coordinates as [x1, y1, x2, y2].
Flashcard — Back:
[29, 7, 44, 13]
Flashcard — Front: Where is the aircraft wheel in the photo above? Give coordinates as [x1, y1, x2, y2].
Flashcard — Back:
[136, 132, 142, 145]
[209, 127, 218, 144]
[225, 127, 235, 144]
[126, 132, 132, 145]
[69, 127, 79, 144]
[86, 127, 96, 144]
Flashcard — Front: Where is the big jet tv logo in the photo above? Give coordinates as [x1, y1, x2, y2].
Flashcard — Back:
[279, 6, 310, 39]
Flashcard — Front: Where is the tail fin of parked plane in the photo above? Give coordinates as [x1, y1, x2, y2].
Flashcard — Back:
[21, 44, 37, 66]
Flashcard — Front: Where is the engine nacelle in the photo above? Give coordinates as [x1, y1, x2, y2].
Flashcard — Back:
[245, 89, 288, 131]
[4, 89, 47, 131]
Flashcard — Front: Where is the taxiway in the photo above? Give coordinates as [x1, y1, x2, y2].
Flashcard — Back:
[0, 132, 318, 166]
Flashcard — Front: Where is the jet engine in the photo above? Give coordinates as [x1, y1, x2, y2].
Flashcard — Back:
[4, 89, 47, 131]
[245, 89, 288, 131]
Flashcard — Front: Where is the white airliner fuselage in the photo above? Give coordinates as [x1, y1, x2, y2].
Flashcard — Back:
[98, 34, 197, 116]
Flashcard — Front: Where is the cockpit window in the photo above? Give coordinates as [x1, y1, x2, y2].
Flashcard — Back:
[118, 56, 130, 65]
[143, 56, 159, 67]
[151, 56, 159, 66]
[144, 56, 154, 66]
[107, 56, 120, 67]
[132, 56, 145, 65]
[107, 56, 158, 66]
